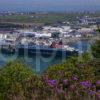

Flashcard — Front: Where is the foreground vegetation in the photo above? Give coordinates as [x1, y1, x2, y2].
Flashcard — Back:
[0, 39, 100, 100]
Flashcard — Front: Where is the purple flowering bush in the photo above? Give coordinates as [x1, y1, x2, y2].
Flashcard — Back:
[18, 56, 99, 100]
[0, 53, 100, 100]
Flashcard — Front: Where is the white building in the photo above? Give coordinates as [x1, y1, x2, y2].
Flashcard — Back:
[0, 34, 7, 40]
[35, 33, 51, 38]
[78, 28, 93, 33]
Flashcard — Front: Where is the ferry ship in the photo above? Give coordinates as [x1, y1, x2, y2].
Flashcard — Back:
[0, 41, 78, 57]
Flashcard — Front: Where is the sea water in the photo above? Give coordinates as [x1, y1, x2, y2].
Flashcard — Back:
[0, 40, 90, 73]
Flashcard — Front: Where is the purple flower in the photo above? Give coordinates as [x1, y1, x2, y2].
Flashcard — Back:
[55, 87, 64, 95]
[55, 88, 63, 95]
[72, 76, 78, 81]
[47, 80, 58, 86]
[63, 79, 69, 85]
[80, 81, 92, 88]
[88, 90, 96, 95]
[97, 90, 100, 99]
[96, 80, 100, 85]
[97, 90, 100, 93]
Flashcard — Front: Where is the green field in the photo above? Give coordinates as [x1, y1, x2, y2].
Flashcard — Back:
[0, 13, 74, 24]
[0, 12, 100, 24]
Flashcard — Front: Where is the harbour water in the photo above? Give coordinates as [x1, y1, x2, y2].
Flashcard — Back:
[0, 40, 90, 73]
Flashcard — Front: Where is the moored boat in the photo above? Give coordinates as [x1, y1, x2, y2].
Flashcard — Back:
[0, 42, 78, 57]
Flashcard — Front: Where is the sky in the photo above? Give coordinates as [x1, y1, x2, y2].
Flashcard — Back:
[0, 0, 100, 12]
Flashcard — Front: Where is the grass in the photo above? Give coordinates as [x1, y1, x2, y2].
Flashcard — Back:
[0, 12, 100, 24]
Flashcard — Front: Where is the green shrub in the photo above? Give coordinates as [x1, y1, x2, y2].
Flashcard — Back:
[0, 61, 34, 100]
[91, 40, 100, 58]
